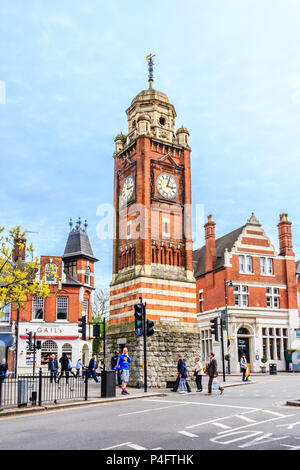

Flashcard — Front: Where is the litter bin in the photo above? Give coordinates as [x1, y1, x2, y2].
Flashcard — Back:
[269, 363, 277, 375]
[101, 370, 116, 398]
[18, 380, 28, 407]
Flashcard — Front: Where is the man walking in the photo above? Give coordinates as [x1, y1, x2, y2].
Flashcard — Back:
[115, 347, 131, 395]
[48, 353, 58, 384]
[88, 354, 99, 383]
[205, 352, 224, 396]
[57, 353, 70, 387]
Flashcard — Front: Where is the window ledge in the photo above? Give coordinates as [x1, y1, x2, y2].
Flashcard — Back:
[239, 272, 255, 275]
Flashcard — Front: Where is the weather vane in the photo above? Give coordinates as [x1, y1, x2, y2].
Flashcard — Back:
[146, 53, 156, 89]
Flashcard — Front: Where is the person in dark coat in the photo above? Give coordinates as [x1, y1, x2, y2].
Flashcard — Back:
[205, 352, 224, 395]
[171, 354, 191, 393]
[111, 350, 121, 388]
[57, 353, 70, 386]
[0, 358, 8, 383]
[88, 354, 99, 383]
[48, 354, 59, 383]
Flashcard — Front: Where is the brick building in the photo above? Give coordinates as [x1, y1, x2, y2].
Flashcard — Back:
[108, 69, 200, 387]
[193, 212, 300, 373]
[6, 218, 98, 374]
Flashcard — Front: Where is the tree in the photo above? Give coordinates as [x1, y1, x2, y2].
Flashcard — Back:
[0, 226, 49, 312]
[92, 287, 110, 355]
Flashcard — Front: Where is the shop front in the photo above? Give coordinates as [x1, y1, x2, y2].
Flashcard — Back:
[17, 323, 92, 374]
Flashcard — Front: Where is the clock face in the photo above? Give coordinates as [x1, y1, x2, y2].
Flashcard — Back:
[121, 176, 134, 203]
[156, 173, 177, 200]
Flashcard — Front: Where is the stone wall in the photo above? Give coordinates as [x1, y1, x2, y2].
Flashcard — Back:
[107, 320, 200, 388]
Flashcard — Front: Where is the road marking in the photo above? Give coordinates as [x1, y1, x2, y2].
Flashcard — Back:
[238, 433, 289, 449]
[102, 442, 132, 450]
[217, 414, 294, 435]
[178, 431, 199, 438]
[118, 403, 189, 417]
[144, 399, 259, 411]
[128, 444, 147, 450]
[185, 410, 259, 430]
[277, 421, 300, 430]
[236, 415, 256, 423]
[212, 422, 232, 430]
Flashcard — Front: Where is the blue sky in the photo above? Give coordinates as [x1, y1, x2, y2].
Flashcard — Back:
[0, 0, 299, 288]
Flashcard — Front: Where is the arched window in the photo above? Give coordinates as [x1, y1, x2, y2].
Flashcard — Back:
[41, 340, 58, 365]
[62, 343, 72, 361]
[85, 266, 90, 285]
[45, 263, 57, 283]
[152, 247, 156, 263]
[237, 328, 250, 335]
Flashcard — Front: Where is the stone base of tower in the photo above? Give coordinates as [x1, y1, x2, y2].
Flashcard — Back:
[107, 320, 200, 389]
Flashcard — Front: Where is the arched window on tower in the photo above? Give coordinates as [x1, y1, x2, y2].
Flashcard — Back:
[85, 266, 91, 285]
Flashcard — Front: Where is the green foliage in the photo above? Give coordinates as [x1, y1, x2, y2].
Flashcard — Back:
[261, 355, 268, 364]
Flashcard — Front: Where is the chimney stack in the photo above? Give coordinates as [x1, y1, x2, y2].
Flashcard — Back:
[205, 214, 216, 272]
[278, 213, 294, 256]
[12, 237, 26, 263]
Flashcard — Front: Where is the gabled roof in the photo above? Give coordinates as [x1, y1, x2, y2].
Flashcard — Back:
[193, 225, 245, 278]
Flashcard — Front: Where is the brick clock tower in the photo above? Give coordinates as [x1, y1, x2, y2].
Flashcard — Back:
[108, 56, 200, 387]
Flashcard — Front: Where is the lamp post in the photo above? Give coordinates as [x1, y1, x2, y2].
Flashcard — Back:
[224, 280, 234, 374]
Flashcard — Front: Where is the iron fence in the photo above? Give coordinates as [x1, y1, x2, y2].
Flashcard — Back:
[0, 368, 89, 409]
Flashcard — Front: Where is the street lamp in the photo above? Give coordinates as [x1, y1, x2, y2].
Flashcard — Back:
[224, 280, 234, 374]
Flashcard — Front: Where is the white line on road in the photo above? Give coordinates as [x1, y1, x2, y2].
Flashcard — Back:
[143, 399, 259, 411]
[186, 410, 260, 430]
[212, 422, 232, 429]
[236, 415, 257, 423]
[102, 442, 132, 450]
[178, 431, 199, 438]
[118, 403, 189, 417]
[217, 414, 294, 435]
[128, 444, 148, 450]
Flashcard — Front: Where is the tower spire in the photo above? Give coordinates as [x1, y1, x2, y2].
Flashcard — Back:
[146, 53, 156, 89]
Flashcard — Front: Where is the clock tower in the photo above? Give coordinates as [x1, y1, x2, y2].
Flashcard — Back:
[108, 57, 200, 387]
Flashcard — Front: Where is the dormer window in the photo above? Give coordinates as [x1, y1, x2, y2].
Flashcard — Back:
[45, 263, 57, 283]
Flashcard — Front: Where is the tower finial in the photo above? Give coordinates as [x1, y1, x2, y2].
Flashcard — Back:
[146, 53, 156, 89]
[69, 218, 73, 232]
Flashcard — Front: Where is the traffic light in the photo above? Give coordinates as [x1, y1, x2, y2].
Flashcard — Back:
[146, 319, 154, 337]
[210, 317, 219, 341]
[26, 331, 33, 350]
[134, 303, 144, 336]
[93, 324, 101, 338]
[78, 316, 87, 340]
[36, 340, 42, 350]
[221, 310, 227, 329]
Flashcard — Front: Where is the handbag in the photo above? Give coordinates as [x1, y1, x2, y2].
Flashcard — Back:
[193, 371, 198, 377]
[212, 377, 219, 390]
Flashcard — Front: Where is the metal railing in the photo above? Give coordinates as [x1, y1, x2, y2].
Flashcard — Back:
[0, 368, 90, 409]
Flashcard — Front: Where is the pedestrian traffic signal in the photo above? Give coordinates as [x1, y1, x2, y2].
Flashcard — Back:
[134, 303, 144, 336]
[210, 317, 219, 341]
[78, 316, 87, 340]
[146, 319, 154, 337]
[26, 331, 33, 350]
